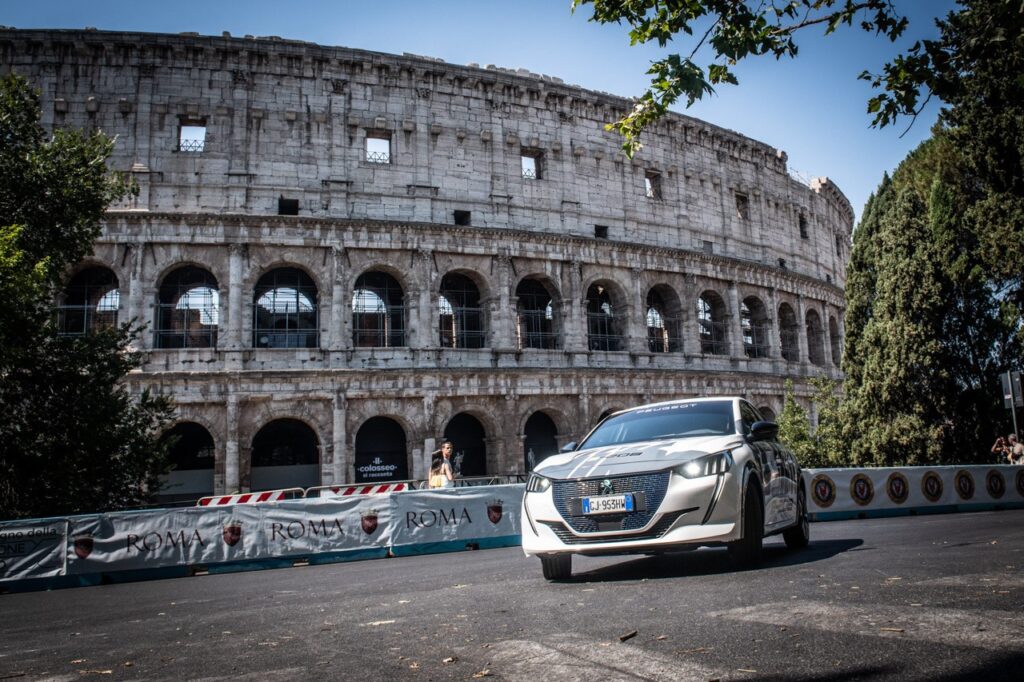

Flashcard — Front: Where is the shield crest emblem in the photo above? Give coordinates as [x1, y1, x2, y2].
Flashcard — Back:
[850, 473, 874, 506]
[73, 535, 93, 560]
[811, 474, 836, 508]
[955, 470, 974, 500]
[361, 512, 379, 535]
[487, 504, 503, 524]
[887, 472, 909, 505]
[922, 471, 943, 502]
[222, 523, 242, 547]
[986, 470, 1005, 499]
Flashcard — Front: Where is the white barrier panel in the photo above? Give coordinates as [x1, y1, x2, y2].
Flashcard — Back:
[804, 465, 1024, 519]
[389, 485, 524, 552]
[0, 520, 67, 582]
[65, 497, 392, 574]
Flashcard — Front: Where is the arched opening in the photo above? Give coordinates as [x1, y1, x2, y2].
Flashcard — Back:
[439, 273, 485, 349]
[58, 266, 119, 336]
[741, 296, 770, 359]
[354, 416, 408, 482]
[157, 422, 215, 502]
[779, 303, 800, 362]
[806, 309, 825, 366]
[155, 266, 219, 348]
[250, 418, 320, 491]
[586, 281, 624, 351]
[697, 290, 728, 355]
[524, 411, 558, 471]
[758, 406, 777, 422]
[353, 271, 405, 348]
[829, 315, 842, 366]
[443, 413, 487, 477]
[515, 278, 560, 350]
[253, 267, 319, 348]
[646, 286, 683, 353]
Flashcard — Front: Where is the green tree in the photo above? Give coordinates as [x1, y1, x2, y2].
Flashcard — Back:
[777, 377, 845, 468]
[0, 74, 173, 520]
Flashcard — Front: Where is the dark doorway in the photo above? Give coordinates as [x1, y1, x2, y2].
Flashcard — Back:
[444, 413, 487, 477]
[157, 422, 215, 502]
[250, 419, 319, 491]
[354, 417, 408, 483]
[524, 411, 558, 471]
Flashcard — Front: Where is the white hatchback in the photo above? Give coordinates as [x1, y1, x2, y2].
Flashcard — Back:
[521, 397, 810, 580]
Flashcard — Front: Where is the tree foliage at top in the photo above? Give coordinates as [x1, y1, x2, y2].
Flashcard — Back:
[572, 0, 912, 154]
[0, 74, 173, 520]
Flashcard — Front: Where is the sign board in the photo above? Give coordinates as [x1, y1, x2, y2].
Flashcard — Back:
[1001, 370, 1023, 408]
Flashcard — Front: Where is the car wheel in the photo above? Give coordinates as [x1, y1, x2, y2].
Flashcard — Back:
[540, 554, 572, 581]
[783, 486, 810, 549]
[728, 482, 763, 567]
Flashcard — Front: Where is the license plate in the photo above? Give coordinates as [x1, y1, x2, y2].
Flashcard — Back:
[581, 493, 634, 515]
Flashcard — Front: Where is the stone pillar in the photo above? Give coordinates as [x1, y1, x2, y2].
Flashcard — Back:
[226, 243, 244, 350]
[225, 393, 240, 494]
[419, 437, 436, 482]
[332, 392, 347, 484]
[766, 287, 782, 359]
[796, 294, 809, 364]
[329, 247, 345, 350]
[727, 281, 744, 359]
[128, 243, 149, 350]
[563, 261, 586, 352]
[682, 276, 701, 355]
[492, 254, 513, 350]
[625, 267, 646, 353]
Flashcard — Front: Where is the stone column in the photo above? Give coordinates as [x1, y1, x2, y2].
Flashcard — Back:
[625, 267, 646, 353]
[226, 243, 244, 350]
[727, 281, 745, 359]
[796, 294, 809, 364]
[128, 243, 149, 350]
[682, 276, 701, 356]
[225, 393, 240, 494]
[563, 261, 586, 352]
[332, 392, 347, 484]
[766, 287, 782, 359]
[491, 254, 513, 350]
[329, 247, 345, 350]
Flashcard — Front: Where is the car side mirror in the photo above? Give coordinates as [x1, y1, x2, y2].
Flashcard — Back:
[750, 421, 779, 442]
[560, 441, 577, 453]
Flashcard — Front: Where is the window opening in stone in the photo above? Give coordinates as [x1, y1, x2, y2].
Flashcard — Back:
[155, 266, 219, 349]
[515, 278, 559, 350]
[278, 197, 299, 216]
[697, 291, 728, 355]
[799, 214, 809, 239]
[524, 411, 558, 471]
[806, 309, 825, 366]
[646, 287, 683, 353]
[586, 282, 622, 351]
[353, 271, 405, 348]
[594, 224, 609, 239]
[366, 134, 391, 164]
[57, 266, 119, 336]
[735, 193, 750, 220]
[778, 303, 800, 361]
[439, 272, 485, 349]
[251, 418, 320, 491]
[741, 296, 770, 359]
[178, 118, 206, 153]
[835, 233, 844, 255]
[444, 413, 487, 477]
[253, 268, 319, 349]
[829, 315, 842, 366]
[521, 150, 542, 179]
[354, 416, 407, 483]
[453, 210, 471, 226]
[644, 171, 662, 200]
[157, 422, 215, 503]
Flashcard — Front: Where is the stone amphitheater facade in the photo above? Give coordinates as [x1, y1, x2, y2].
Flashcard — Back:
[1, 28, 852, 499]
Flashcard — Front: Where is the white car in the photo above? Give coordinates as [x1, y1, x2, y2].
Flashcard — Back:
[521, 397, 809, 580]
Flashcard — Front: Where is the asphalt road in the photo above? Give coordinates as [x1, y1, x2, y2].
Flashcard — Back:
[1, 509, 1023, 681]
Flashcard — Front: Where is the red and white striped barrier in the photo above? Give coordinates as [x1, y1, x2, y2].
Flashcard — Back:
[309, 482, 409, 498]
[196, 488, 303, 507]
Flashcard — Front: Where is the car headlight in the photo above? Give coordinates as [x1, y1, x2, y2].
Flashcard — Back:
[675, 451, 732, 479]
[526, 472, 552, 493]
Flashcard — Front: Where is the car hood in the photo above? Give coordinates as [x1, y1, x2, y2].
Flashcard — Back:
[533, 435, 744, 480]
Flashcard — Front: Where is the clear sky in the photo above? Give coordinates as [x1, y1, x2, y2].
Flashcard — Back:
[0, 0, 959, 225]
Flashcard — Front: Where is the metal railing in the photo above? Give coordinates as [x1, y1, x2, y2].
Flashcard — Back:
[56, 305, 117, 337]
[699, 320, 729, 355]
[366, 150, 391, 164]
[177, 139, 205, 153]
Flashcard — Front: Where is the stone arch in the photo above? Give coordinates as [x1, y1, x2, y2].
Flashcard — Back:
[515, 275, 562, 350]
[645, 283, 684, 353]
[829, 315, 842, 366]
[353, 416, 408, 483]
[778, 302, 800, 361]
[347, 262, 412, 295]
[250, 418, 321, 491]
[439, 270, 487, 349]
[157, 421, 216, 502]
[443, 412, 488, 477]
[523, 410, 560, 471]
[584, 277, 628, 351]
[806, 308, 825, 366]
[741, 295, 770, 359]
[253, 266, 320, 348]
[353, 269, 407, 348]
[57, 264, 120, 336]
[697, 289, 729, 355]
[248, 258, 326, 299]
[154, 264, 220, 348]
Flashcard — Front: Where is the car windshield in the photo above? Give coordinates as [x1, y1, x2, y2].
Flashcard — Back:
[579, 401, 735, 449]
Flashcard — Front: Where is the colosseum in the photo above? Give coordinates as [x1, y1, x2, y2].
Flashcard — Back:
[1, 28, 852, 501]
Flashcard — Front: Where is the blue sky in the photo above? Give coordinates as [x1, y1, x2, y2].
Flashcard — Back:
[1, 0, 958, 224]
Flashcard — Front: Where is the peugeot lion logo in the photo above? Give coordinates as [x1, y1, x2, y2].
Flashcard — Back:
[599, 479, 614, 496]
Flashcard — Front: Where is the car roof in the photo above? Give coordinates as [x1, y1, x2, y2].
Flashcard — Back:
[610, 396, 739, 417]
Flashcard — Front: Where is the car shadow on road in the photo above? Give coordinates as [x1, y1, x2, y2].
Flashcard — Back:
[745, 648, 1024, 682]
[569, 538, 864, 583]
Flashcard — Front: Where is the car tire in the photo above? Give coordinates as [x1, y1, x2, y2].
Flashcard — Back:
[728, 482, 763, 567]
[783, 486, 810, 549]
[540, 554, 572, 581]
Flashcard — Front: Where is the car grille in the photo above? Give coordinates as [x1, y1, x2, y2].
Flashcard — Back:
[538, 509, 690, 545]
[552, 471, 671, 533]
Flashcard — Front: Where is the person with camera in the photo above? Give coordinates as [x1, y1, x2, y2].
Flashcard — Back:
[428, 440, 456, 488]
[1008, 434, 1024, 465]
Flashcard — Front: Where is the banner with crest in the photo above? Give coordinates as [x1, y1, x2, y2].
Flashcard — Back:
[0, 520, 67, 582]
[389, 485, 524, 550]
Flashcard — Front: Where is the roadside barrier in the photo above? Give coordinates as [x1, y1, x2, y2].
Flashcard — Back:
[196, 488, 305, 507]
[306, 482, 412, 497]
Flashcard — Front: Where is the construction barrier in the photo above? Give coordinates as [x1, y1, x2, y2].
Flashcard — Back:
[196, 488, 305, 507]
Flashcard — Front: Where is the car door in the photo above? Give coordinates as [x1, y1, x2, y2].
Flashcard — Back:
[739, 401, 779, 526]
